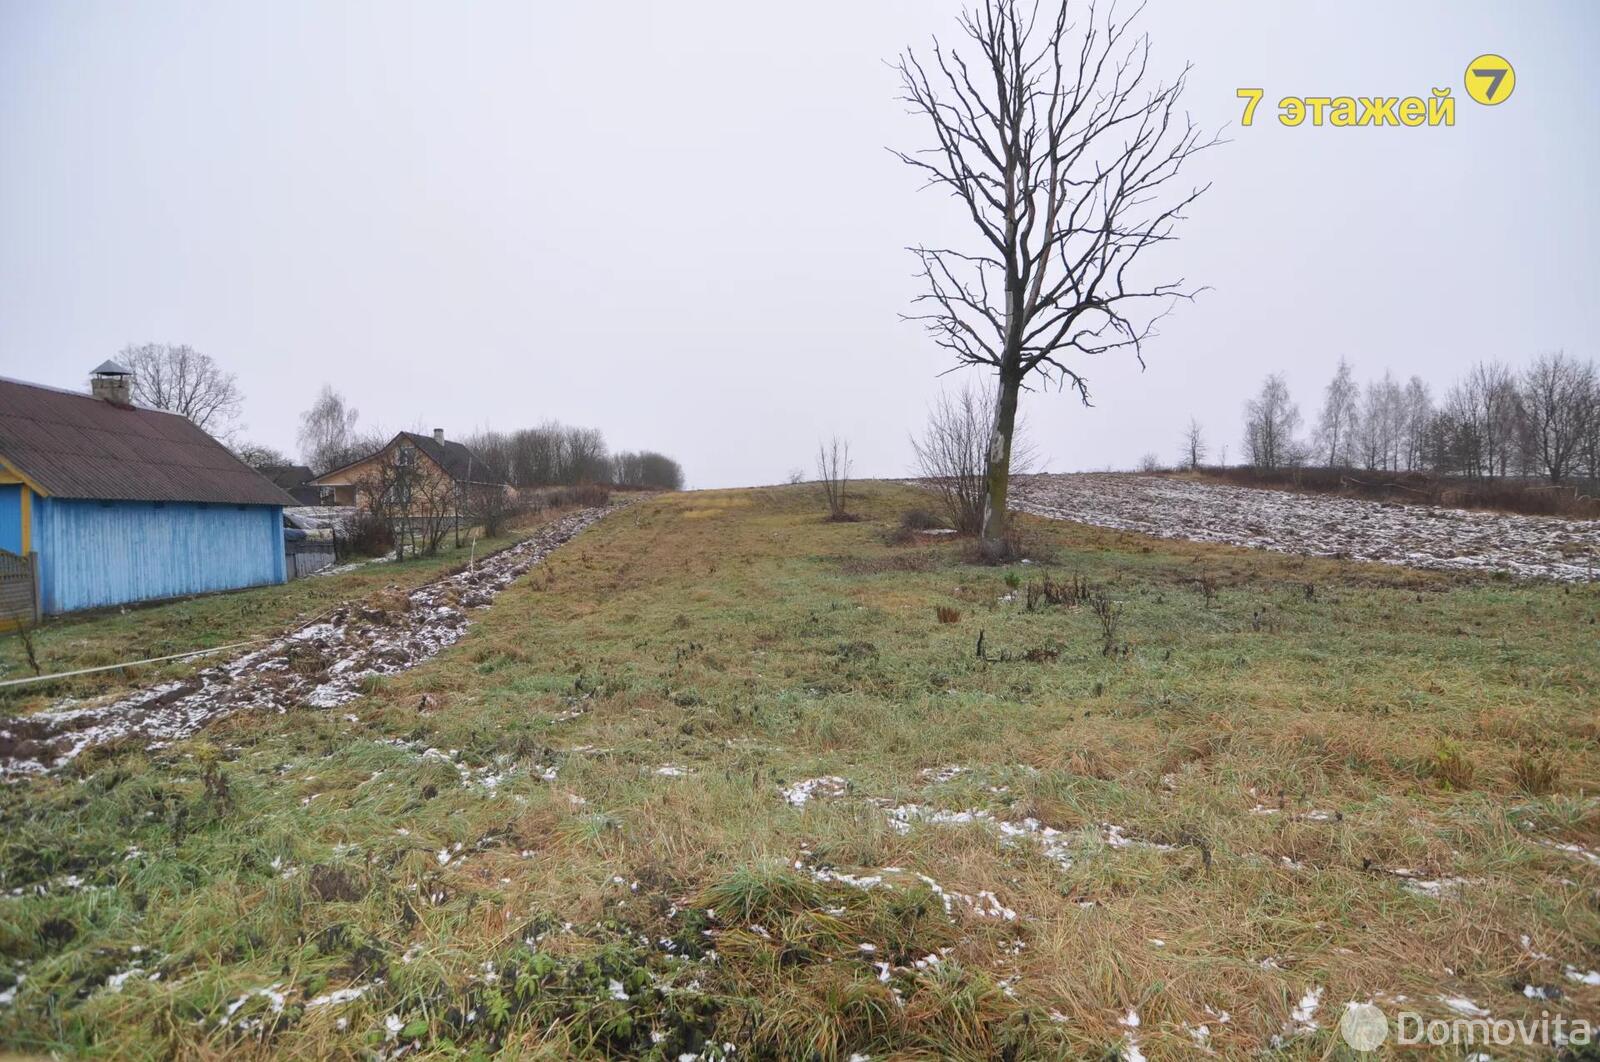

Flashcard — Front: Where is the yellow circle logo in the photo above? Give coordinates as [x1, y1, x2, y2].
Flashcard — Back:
[1465, 54, 1515, 105]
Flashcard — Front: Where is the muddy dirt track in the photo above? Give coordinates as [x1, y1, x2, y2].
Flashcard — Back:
[1010, 474, 1600, 582]
[0, 506, 613, 777]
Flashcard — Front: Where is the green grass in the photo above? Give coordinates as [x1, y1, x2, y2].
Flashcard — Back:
[1, 483, 1596, 1059]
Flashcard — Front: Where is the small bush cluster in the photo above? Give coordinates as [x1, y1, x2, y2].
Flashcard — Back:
[337, 510, 394, 560]
[1024, 572, 1090, 611]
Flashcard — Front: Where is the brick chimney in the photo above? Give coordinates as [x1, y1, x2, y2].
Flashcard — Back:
[432, 428, 445, 443]
[89, 359, 134, 405]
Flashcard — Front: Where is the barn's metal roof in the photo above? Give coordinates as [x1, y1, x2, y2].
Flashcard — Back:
[0, 375, 297, 506]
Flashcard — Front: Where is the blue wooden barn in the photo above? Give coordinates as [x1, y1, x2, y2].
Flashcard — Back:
[0, 363, 295, 621]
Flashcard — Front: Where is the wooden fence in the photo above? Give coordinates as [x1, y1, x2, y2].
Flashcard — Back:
[285, 535, 337, 580]
[0, 550, 39, 632]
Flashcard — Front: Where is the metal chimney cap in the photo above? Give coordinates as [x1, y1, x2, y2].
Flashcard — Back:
[91, 359, 134, 376]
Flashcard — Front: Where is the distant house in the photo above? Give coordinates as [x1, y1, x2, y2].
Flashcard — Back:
[0, 362, 296, 620]
[257, 464, 321, 506]
[309, 430, 506, 511]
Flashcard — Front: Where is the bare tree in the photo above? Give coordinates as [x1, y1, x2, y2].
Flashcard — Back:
[816, 437, 853, 520]
[912, 383, 1037, 534]
[1353, 372, 1404, 471]
[298, 386, 363, 474]
[466, 482, 521, 538]
[1400, 375, 1433, 472]
[1243, 373, 1300, 471]
[120, 342, 242, 436]
[1520, 352, 1595, 483]
[1468, 361, 1522, 477]
[462, 429, 516, 487]
[1179, 416, 1207, 470]
[510, 423, 564, 486]
[562, 427, 611, 484]
[232, 441, 292, 469]
[895, 0, 1214, 555]
[613, 450, 685, 490]
[355, 441, 458, 557]
[1582, 372, 1600, 481]
[1315, 357, 1360, 468]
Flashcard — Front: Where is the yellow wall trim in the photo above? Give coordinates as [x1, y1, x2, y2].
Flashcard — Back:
[20, 485, 31, 554]
[0, 454, 47, 496]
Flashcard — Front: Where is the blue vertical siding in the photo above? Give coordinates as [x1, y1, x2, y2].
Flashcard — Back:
[34, 498, 285, 615]
[0, 485, 19, 554]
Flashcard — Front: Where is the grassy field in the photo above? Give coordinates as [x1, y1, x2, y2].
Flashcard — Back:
[1, 482, 1597, 1059]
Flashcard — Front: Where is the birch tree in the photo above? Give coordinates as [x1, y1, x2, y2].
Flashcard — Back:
[895, 0, 1214, 554]
[1243, 373, 1299, 471]
[1315, 358, 1360, 468]
[1520, 352, 1594, 483]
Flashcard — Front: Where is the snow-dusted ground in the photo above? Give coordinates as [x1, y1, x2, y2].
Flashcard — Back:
[0, 506, 615, 777]
[1009, 474, 1600, 582]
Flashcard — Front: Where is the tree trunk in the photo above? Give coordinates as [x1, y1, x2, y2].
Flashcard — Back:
[979, 368, 1021, 552]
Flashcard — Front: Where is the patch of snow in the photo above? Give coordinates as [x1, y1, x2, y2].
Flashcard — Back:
[1290, 986, 1322, 1031]
[307, 982, 380, 1008]
[1540, 840, 1600, 867]
[1439, 995, 1490, 1017]
[0, 977, 22, 1006]
[780, 776, 849, 807]
[105, 966, 148, 992]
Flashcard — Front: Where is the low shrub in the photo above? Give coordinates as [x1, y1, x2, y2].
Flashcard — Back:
[545, 484, 611, 509]
[1024, 573, 1090, 611]
[337, 510, 393, 559]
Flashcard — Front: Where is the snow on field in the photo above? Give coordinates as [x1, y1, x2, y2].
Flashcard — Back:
[0, 506, 615, 778]
[1009, 474, 1600, 582]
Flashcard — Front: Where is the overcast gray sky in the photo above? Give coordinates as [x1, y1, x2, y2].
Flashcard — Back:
[2, 1, 1596, 487]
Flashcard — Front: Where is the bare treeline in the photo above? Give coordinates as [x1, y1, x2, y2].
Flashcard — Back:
[463, 423, 684, 490]
[1239, 353, 1600, 483]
